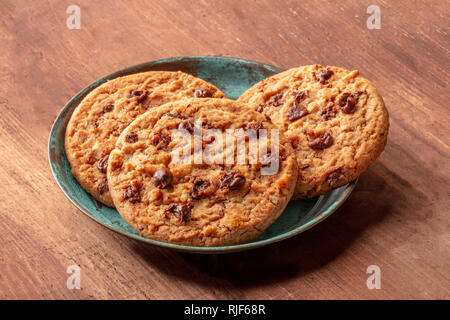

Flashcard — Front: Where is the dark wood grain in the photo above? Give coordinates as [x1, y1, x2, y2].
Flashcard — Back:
[0, 0, 448, 299]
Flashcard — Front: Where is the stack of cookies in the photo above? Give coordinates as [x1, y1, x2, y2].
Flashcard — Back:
[65, 65, 389, 247]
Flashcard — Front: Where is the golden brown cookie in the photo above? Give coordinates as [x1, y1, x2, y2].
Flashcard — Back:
[107, 98, 298, 246]
[238, 64, 389, 198]
[65, 71, 226, 206]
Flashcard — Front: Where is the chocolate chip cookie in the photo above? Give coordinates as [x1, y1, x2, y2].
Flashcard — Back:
[65, 71, 226, 207]
[238, 64, 389, 198]
[107, 98, 298, 246]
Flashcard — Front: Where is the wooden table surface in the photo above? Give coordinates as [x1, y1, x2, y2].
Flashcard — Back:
[0, 0, 448, 300]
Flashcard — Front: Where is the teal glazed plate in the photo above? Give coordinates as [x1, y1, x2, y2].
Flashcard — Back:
[48, 56, 357, 254]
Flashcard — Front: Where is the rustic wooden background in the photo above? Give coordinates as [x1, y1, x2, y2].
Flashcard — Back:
[0, 0, 448, 299]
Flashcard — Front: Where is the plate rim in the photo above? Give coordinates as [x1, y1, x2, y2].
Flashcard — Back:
[48, 55, 357, 254]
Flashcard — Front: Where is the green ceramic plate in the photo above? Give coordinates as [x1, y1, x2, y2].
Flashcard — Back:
[48, 56, 357, 254]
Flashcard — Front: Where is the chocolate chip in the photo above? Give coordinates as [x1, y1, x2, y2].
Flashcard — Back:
[267, 93, 284, 107]
[339, 91, 364, 114]
[128, 90, 149, 103]
[125, 132, 138, 143]
[191, 178, 216, 199]
[151, 134, 160, 145]
[153, 133, 171, 149]
[97, 179, 109, 195]
[308, 132, 333, 150]
[165, 203, 192, 222]
[153, 168, 173, 189]
[201, 122, 216, 129]
[123, 185, 141, 203]
[103, 104, 114, 113]
[287, 103, 308, 121]
[203, 134, 215, 144]
[128, 90, 141, 97]
[220, 170, 246, 190]
[244, 121, 264, 137]
[353, 91, 365, 100]
[320, 104, 337, 120]
[164, 112, 186, 119]
[315, 69, 334, 84]
[291, 90, 307, 103]
[256, 105, 264, 113]
[87, 156, 96, 165]
[97, 155, 109, 173]
[245, 121, 263, 132]
[338, 93, 353, 113]
[194, 89, 213, 98]
[327, 169, 345, 187]
[178, 121, 194, 133]
[229, 175, 246, 189]
[260, 152, 276, 168]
